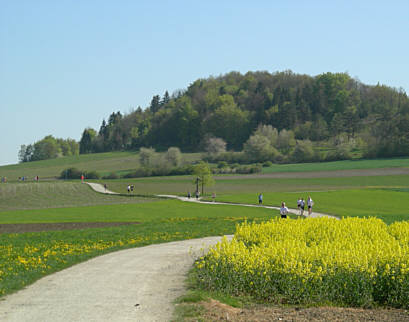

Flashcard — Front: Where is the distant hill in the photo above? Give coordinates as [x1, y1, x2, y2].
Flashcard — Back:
[81, 71, 409, 156]
[19, 70, 409, 163]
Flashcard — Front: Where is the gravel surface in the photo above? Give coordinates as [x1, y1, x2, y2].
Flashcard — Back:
[0, 236, 229, 322]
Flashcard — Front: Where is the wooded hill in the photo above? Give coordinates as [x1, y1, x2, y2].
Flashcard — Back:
[20, 71, 409, 163]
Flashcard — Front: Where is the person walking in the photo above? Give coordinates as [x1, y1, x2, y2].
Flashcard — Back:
[127, 185, 131, 194]
[212, 192, 216, 202]
[280, 202, 288, 218]
[187, 191, 191, 199]
[258, 193, 263, 205]
[300, 198, 305, 216]
[307, 196, 314, 216]
[297, 197, 302, 215]
[104, 183, 107, 192]
[195, 190, 199, 200]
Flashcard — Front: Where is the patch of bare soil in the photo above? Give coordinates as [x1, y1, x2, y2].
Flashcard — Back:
[200, 299, 409, 321]
[0, 222, 139, 234]
[217, 168, 409, 180]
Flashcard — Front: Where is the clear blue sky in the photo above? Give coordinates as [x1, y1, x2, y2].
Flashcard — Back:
[1, 0, 408, 166]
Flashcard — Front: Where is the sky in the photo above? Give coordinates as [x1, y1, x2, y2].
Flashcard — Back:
[1, 0, 408, 166]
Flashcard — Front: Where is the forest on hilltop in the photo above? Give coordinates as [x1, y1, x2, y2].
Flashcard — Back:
[19, 70, 409, 163]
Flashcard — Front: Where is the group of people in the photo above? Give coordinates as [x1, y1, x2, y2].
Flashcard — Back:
[281, 196, 314, 218]
[187, 191, 216, 201]
[297, 196, 314, 216]
[127, 184, 134, 193]
[258, 193, 314, 218]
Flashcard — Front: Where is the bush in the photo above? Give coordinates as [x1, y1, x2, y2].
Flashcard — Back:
[235, 164, 262, 174]
[263, 161, 273, 167]
[217, 161, 228, 169]
[122, 165, 194, 178]
[85, 171, 100, 179]
[165, 147, 182, 167]
[60, 167, 82, 179]
[290, 140, 315, 163]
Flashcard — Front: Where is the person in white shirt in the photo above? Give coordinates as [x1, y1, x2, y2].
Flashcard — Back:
[307, 196, 314, 215]
[280, 202, 288, 218]
[297, 198, 302, 215]
[300, 198, 305, 216]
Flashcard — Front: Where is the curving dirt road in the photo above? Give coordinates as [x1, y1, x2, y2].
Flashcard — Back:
[0, 236, 229, 322]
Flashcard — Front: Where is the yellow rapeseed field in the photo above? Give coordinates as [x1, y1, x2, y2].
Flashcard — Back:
[196, 217, 409, 308]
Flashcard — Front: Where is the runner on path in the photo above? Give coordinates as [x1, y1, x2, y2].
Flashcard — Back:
[307, 196, 314, 215]
[280, 202, 288, 218]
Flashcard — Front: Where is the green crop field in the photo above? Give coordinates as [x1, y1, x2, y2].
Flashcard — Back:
[0, 181, 155, 212]
[213, 189, 409, 224]
[95, 174, 409, 196]
[0, 199, 279, 224]
[261, 157, 409, 173]
[0, 198, 283, 297]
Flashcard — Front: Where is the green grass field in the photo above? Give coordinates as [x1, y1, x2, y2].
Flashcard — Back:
[261, 157, 409, 173]
[0, 151, 202, 181]
[95, 174, 409, 196]
[213, 189, 409, 224]
[0, 199, 279, 224]
[0, 182, 155, 212]
[0, 199, 283, 297]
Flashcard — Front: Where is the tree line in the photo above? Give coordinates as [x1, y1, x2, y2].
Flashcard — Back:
[20, 70, 409, 163]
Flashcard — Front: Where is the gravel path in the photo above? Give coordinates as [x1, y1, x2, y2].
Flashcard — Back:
[157, 194, 340, 220]
[0, 236, 229, 322]
[86, 181, 339, 220]
[86, 182, 119, 194]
